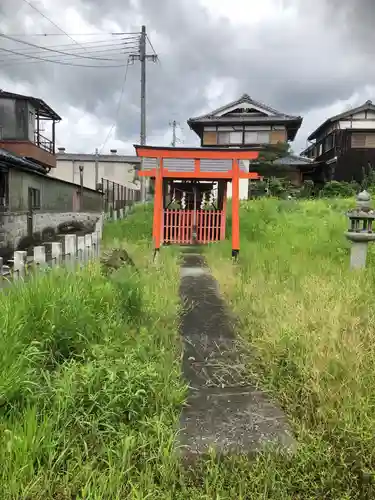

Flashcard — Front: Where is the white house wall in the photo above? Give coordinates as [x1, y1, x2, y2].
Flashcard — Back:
[226, 178, 249, 200]
[226, 159, 249, 200]
[51, 159, 139, 190]
[339, 120, 375, 129]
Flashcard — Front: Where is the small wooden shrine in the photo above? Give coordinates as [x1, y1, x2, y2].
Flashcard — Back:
[135, 145, 260, 258]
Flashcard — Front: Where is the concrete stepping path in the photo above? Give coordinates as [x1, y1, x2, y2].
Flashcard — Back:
[178, 251, 295, 461]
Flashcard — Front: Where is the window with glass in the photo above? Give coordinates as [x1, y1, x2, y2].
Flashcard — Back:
[244, 131, 270, 144]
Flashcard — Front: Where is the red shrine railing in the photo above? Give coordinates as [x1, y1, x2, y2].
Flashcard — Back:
[163, 209, 224, 244]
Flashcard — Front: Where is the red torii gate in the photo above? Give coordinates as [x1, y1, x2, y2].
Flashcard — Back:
[135, 145, 260, 258]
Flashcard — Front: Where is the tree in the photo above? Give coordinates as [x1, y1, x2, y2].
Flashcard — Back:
[252, 141, 292, 178]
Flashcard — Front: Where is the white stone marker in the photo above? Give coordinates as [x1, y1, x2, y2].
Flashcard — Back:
[84, 233, 92, 261]
[33, 246, 46, 267]
[64, 234, 77, 270]
[13, 251, 27, 279]
[45, 242, 62, 267]
[77, 236, 85, 265]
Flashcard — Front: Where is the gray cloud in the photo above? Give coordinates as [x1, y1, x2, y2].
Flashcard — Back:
[1, 0, 375, 152]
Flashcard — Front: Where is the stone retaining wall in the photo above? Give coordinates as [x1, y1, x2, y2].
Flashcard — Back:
[0, 211, 101, 251]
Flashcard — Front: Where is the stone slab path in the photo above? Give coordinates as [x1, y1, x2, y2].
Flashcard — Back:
[178, 250, 295, 461]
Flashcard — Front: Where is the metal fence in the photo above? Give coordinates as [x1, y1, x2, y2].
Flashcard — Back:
[101, 178, 141, 214]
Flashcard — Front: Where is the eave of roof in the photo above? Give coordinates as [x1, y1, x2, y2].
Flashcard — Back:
[308, 100, 375, 141]
[273, 154, 314, 166]
[0, 90, 61, 121]
[188, 93, 299, 122]
[0, 147, 48, 174]
[187, 115, 301, 125]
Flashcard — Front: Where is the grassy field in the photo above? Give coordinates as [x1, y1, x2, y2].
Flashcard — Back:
[0, 204, 187, 498]
[204, 197, 375, 499]
[3, 199, 375, 498]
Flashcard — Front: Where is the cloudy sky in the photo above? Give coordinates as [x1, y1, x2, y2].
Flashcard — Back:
[0, 0, 374, 156]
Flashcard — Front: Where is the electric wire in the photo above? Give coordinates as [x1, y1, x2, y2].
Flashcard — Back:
[0, 45, 139, 65]
[0, 37, 139, 56]
[3, 32, 141, 37]
[21, 0, 93, 52]
[0, 45, 128, 67]
[0, 42, 139, 65]
[0, 32, 136, 61]
[99, 58, 131, 153]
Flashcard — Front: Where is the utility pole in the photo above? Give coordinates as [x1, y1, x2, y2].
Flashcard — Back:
[169, 120, 182, 147]
[94, 147, 99, 189]
[130, 25, 158, 201]
[79, 165, 84, 212]
[170, 120, 178, 147]
[130, 25, 158, 146]
[140, 26, 146, 146]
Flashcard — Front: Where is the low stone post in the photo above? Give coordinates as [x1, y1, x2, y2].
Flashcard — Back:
[84, 233, 92, 261]
[33, 246, 46, 268]
[95, 215, 103, 240]
[13, 250, 27, 280]
[345, 190, 375, 269]
[91, 232, 99, 258]
[77, 236, 85, 265]
[61, 234, 77, 270]
[45, 242, 62, 267]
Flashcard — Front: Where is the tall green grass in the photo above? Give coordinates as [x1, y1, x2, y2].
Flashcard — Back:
[203, 197, 375, 498]
[6, 199, 374, 498]
[0, 205, 186, 498]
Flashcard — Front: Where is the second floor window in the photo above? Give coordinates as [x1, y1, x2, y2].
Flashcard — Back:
[244, 131, 270, 144]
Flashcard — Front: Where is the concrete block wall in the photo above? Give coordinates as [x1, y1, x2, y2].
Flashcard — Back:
[0, 211, 102, 252]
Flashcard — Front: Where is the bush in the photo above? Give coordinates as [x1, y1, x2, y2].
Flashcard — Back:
[268, 177, 286, 197]
[319, 180, 358, 198]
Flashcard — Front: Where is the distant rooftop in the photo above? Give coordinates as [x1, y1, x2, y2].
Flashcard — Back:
[308, 100, 375, 141]
[56, 151, 141, 163]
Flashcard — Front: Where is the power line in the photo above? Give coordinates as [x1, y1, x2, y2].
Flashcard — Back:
[99, 58, 131, 153]
[0, 48, 137, 67]
[21, 0, 91, 53]
[0, 41, 139, 64]
[0, 32, 134, 61]
[0, 37, 139, 54]
[0, 45, 127, 68]
[3, 32, 141, 37]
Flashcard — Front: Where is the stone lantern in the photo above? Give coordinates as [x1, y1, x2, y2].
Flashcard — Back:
[345, 190, 375, 269]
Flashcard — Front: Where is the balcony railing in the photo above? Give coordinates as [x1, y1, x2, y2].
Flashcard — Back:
[34, 131, 54, 154]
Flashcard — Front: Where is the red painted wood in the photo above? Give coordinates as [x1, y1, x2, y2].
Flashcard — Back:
[163, 209, 224, 244]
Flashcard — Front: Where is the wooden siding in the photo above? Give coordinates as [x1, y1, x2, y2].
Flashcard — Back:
[270, 130, 286, 144]
[351, 133, 375, 148]
[203, 131, 217, 146]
